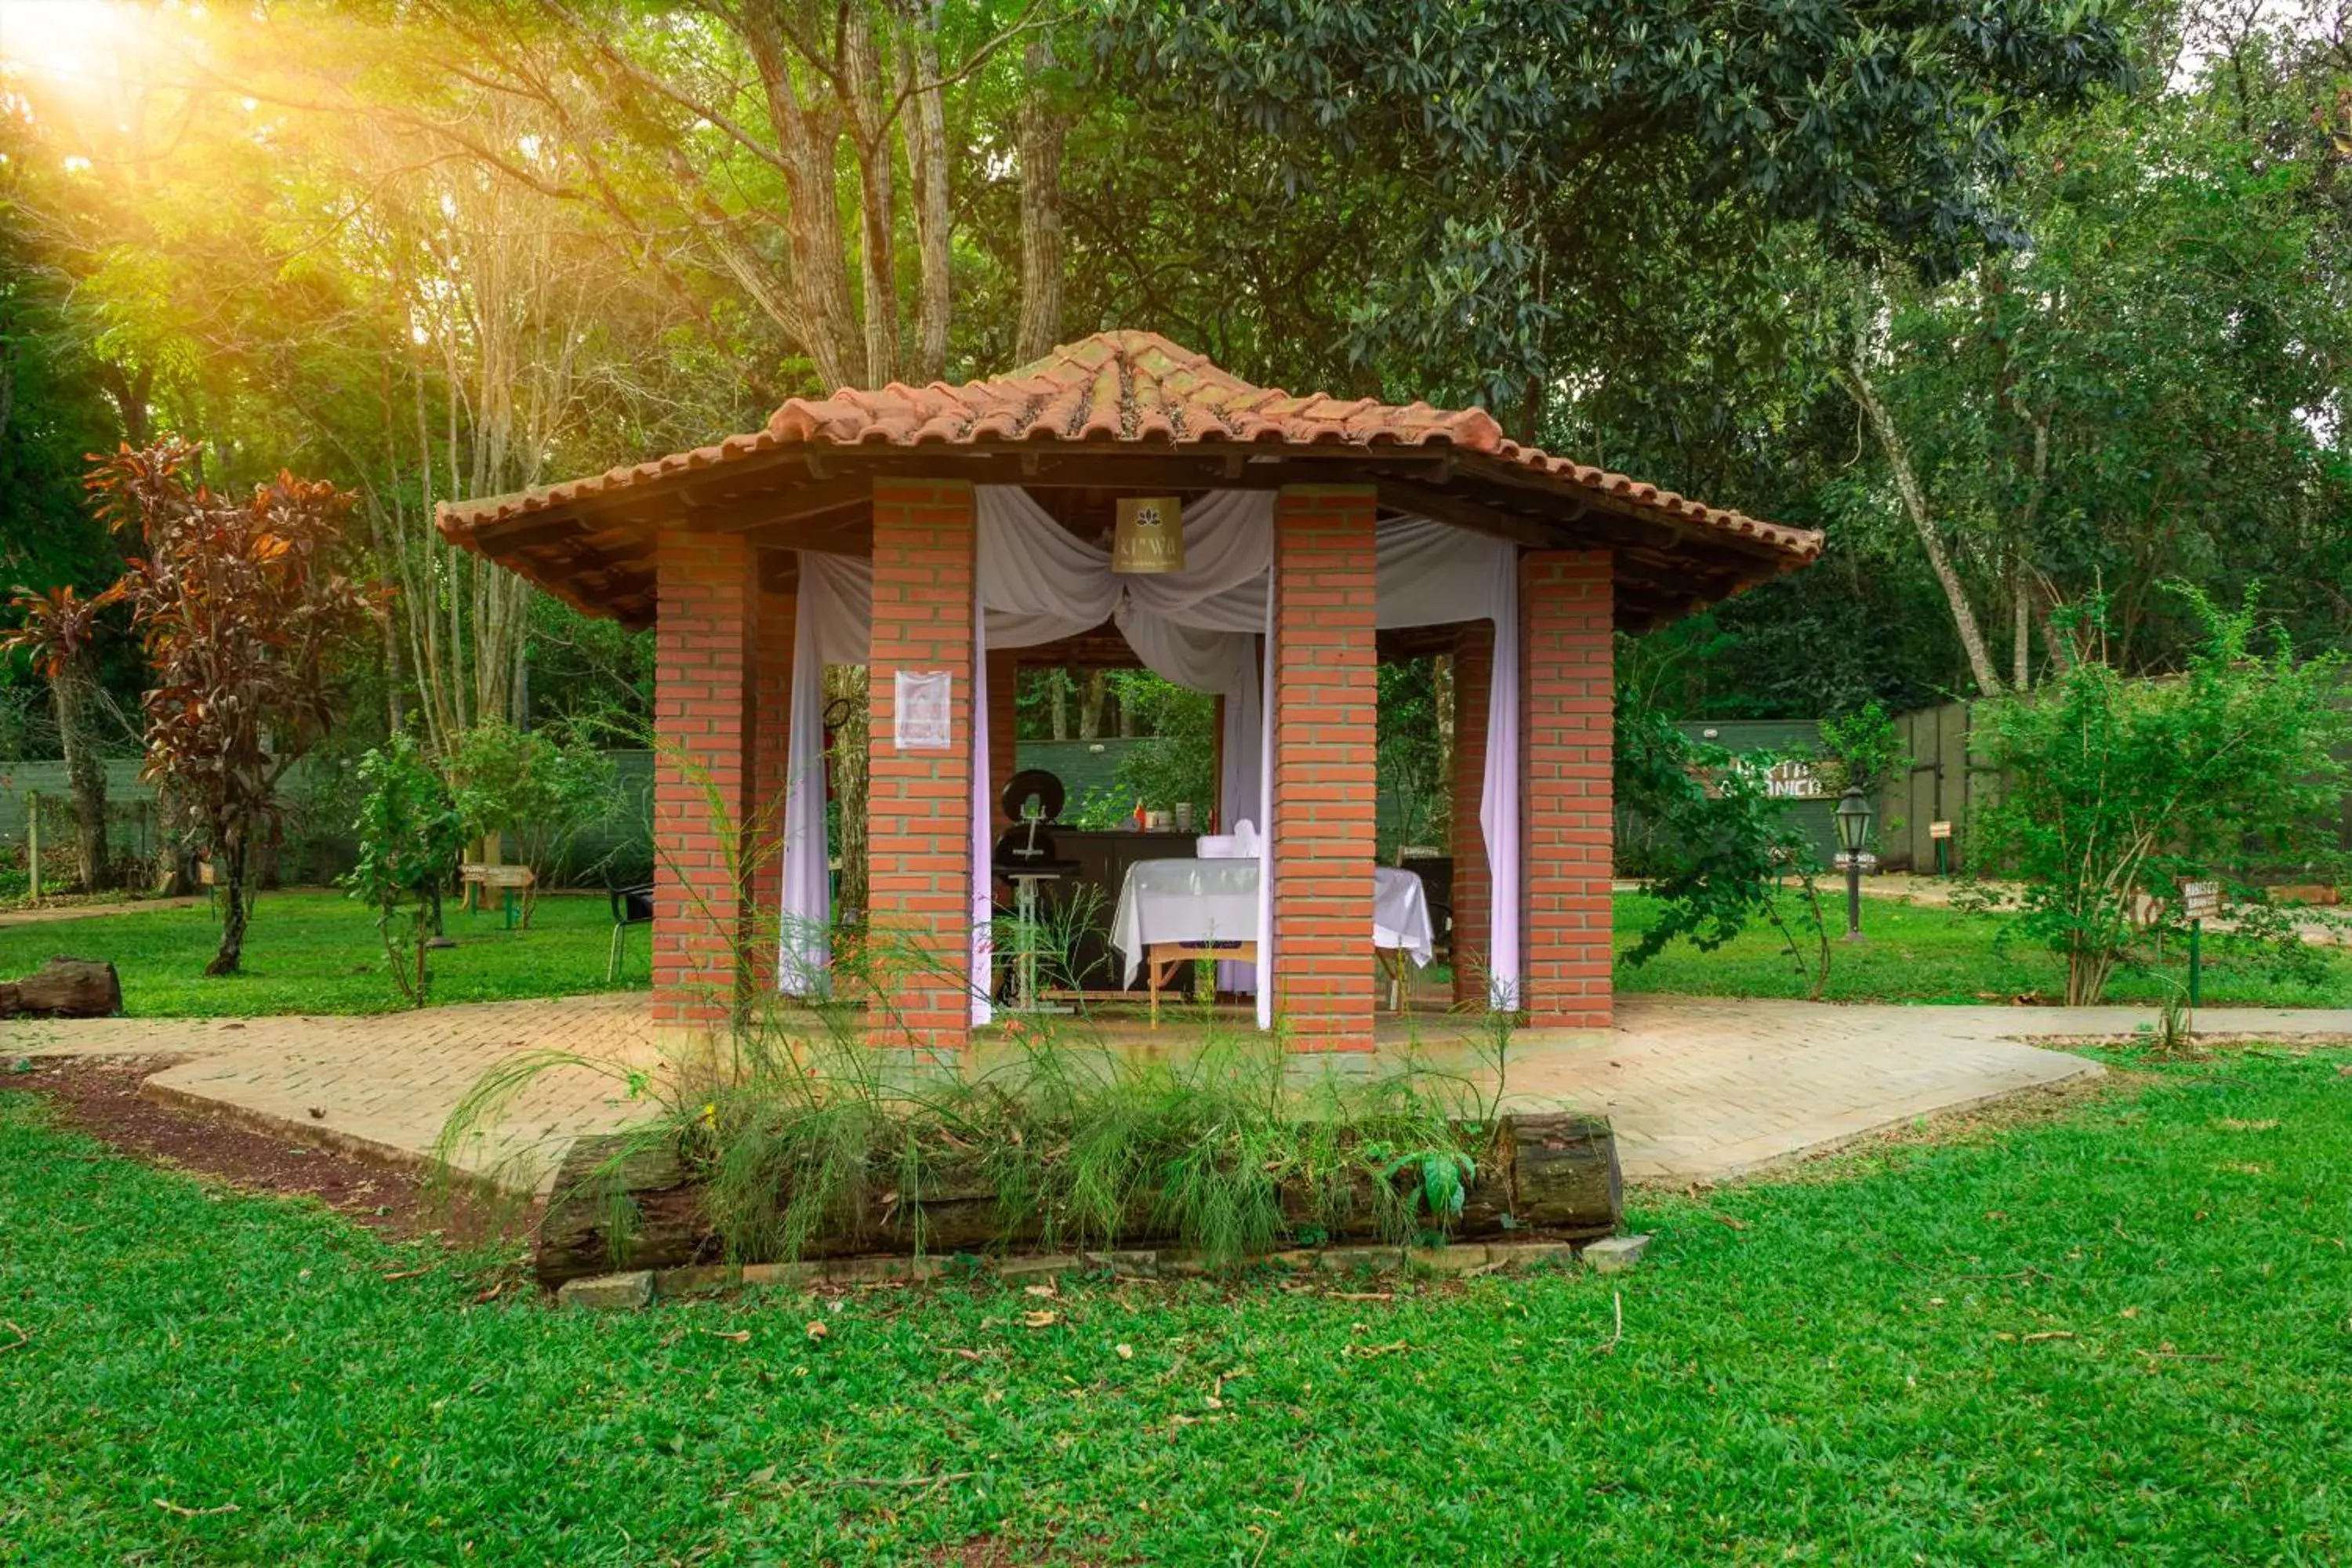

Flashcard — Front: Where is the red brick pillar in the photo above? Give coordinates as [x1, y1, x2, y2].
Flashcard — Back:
[866, 480, 977, 1065]
[1521, 550, 1613, 1029]
[1272, 486, 1378, 1052]
[651, 530, 761, 1032]
[1450, 620, 1494, 1008]
[748, 573, 797, 948]
[986, 648, 1020, 837]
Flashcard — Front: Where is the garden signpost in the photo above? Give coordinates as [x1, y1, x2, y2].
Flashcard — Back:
[2180, 880, 2221, 1007]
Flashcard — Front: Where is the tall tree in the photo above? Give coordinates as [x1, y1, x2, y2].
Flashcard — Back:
[95, 441, 382, 975]
[1091, 0, 2134, 416]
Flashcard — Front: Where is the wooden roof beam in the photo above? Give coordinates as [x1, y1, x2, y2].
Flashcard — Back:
[1373, 476, 1563, 547]
[689, 474, 873, 531]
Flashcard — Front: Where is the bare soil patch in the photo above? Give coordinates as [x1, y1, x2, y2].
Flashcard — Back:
[0, 1057, 519, 1247]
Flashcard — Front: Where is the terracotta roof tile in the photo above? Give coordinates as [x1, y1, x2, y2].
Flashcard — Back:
[437, 329, 1820, 596]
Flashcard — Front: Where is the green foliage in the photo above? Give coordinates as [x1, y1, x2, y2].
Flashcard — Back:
[0, 0, 2339, 769]
[448, 900, 1508, 1271]
[0, 176, 121, 597]
[1101, 670, 1215, 818]
[12, 1044, 2352, 1561]
[342, 732, 467, 1007]
[524, 594, 654, 735]
[1970, 590, 2350, 1005]
[477, 1004, 1497, 1273]
[1607, 35, 2352, 711]
[447, 719, 619, 927]
[1814, 700, 1907, 799]
[1614, 697, 1817, 967]
[1094, 0, 2130, 412]
[1377, 658, 1446, 855]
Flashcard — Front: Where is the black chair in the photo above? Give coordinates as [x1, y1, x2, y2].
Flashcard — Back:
[606, 877, 655, 982]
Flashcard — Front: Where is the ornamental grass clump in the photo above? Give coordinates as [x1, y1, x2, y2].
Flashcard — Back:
[436, 741, 1517, 1272]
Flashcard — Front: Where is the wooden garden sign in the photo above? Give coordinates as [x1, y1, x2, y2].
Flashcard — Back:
[2180, 880, 2221, 923]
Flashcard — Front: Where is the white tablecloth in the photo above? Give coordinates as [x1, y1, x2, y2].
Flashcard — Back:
[1109, 859, 1436, 985]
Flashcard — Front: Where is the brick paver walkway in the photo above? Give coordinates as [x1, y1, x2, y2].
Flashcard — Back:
[10, 995, 2349, 1191]
[5, 996, 656, 1189]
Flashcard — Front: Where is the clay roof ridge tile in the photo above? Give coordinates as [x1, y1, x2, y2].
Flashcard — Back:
[1117, 353, 1142, 439]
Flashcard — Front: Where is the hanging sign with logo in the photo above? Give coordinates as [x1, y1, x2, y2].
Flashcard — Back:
[1112, 496, 1185, 574]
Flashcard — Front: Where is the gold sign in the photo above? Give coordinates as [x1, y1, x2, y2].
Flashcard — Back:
[1112, 496, 1184, 574]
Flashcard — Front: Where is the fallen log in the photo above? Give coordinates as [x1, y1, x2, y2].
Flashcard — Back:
[0, 956, 123, 1019]
[535, 1112, 1621, 1289]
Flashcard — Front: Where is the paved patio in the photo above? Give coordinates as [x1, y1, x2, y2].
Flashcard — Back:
[11, 996, 2350, 1191]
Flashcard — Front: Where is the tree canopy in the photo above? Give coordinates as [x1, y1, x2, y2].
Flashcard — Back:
[0, 0, 2343, 750]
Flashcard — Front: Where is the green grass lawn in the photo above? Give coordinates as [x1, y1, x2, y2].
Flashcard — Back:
[4, 1045, 2347, 1564]
[0, 890, 644, 1017]
[0, 885, 2341, 1019]
[1612, 890, 2352, 1008]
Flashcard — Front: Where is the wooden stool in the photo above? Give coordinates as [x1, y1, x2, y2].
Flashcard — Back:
[1145, 940, 1254, 1025]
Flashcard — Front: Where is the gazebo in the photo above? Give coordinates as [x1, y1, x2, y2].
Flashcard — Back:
[438, 332, 1819, 1066]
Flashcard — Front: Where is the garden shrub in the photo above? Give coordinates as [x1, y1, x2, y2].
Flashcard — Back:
[343, 731, 468, 1007]
[1814, 699, 1907, 800]
[1969, 590, 2348, 1005]
[1614, 698, 1835, 994]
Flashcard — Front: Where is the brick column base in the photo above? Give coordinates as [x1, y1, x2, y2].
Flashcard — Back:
[652, 532, 760, 1035]
[1272, 486, 1378, 1051]
[1522, 550, 1613, 1030]
[866, 481, 977, 1065]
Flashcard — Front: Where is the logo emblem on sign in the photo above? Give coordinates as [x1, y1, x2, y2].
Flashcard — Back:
[1112, 496, 1185, 574]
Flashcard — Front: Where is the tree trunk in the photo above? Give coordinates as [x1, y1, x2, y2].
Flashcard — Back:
[842, 5, 902, 388]
[901, 5, 953, 384]
[2009, 409, 2051, 695]
[1080, 669, 1105, 739]
[736, 11, 862, 391]
[535, 1111, 1621, 1287]
[53, 661, 110, 892]
[1048, 670, 1068, 741]
[0, 956, 123, 1018]
[208, 833, 251, 977]
[151, 777, 200, 895]
[2040, 604, 2078, 677]
[1014, 35, 1068, 361]
[2012, 556, 2031, 693]
[1840, 364, 2005, 697]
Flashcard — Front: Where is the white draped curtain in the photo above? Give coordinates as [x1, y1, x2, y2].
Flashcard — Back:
[775, 488, 1523, 1024]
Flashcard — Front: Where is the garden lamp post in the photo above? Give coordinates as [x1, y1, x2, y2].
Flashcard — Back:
[1835, 786, 1874, 942]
